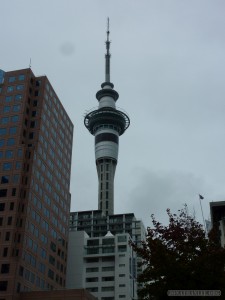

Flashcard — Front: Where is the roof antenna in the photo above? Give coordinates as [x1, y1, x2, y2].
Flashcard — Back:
[29, 58, 32, 69]
[105, 17, 111, 83]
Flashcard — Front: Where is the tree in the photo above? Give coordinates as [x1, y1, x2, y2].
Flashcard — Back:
[130, 205, 225, 300]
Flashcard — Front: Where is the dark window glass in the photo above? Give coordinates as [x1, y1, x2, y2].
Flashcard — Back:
[3, 106, 10, 113]
[7, 217, 12, 225]
[18, 74, 25, 81]
[5, 96, 12, 102]
[5, 232, 10, 241]
[0, 203, 5, 211]
[1, 117, 9, 124]
[15, 94, 22, 101]
[7, 138, 15, 146]
[12, 188, 16, 196]
[0, 280, 8, 291]
[0, 217, 3, 226]
[3, 163, 12, 171]
[0, 189, 7, 197]
[11, 115, 19, 122]
[30, 121, 36, 128]
[9, 76, 15, 83]
[7, 86, 14, 92]
[0, 128, 6, 135]
[32, 111, 37, 117]
[16, 85, 24, 90]
[9, 127, 17, 134]
[3, 247, 8, 257]
[5, 150, 13, 158]
[0, 151, 2, 158]
[13, 175, 19, 183]
[13, 105, 20, 112]
[1, 176, 9, 184]
[10, 202, 14, 210]
[0, 140, 4, 147]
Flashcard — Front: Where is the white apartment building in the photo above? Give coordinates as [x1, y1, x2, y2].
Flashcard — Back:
[67, 231, 137, 300]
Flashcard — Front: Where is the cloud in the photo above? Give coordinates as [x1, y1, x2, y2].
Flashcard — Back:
[126, 167, 209, 227]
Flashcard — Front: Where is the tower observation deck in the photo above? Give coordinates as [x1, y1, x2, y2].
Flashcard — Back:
[84, 19, 130, 216]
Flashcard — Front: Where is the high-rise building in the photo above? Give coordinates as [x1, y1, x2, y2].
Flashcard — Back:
[0, 68, 74, 299]
[84, 20, 130, 216]
[67, 22, 146, 300]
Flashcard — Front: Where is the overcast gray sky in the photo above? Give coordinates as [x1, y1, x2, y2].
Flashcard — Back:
[1, 0, 225, 227]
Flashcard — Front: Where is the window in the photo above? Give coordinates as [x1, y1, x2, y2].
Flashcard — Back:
[118, 235, 127, 243]
[0, 128, 6, 135]
[7, 217, 12, 225]
[0, 189, 7, 197]
[86, 267, 99, 272]
[5, 96, 12, 102]
[0, 217, 2, 226]
[1, 117, 9, 124]
[9, 127, 17, 134]
[48, 269, 54, 280]
[16, 84, 24, 90]
[32, 111, 37, 117]
[1, 176, 9, 184]
[30, 121, 36, 128]
[3, 106, 10, 113]
[13, 105, 20, 112]
[0, 140, 4, 147]
[5, 150, 13, 158]
[15, 94, 22, 101]
[10, 202, 14, 210]
[0, 281, 8, 291]
[18, 74, 25, 81]
[12, 188, 16, 196]
[118, 245, 127, 252]
[0, 203, 5, 211]
[29, 132, 34, 139]
[13, 175, 19, 183]
[5, 232, 10, 241]
[16, 162, 21, 170]
[9, 76, 16, 82]
[119, 274, 125, 277]
[102, 277, 114, 282]
[11, 115, 19, 122]
[86, 277, 98, 282]
[3, 247, 8, 257]
[102, 286, 114, 292]
[7, 138, 15, 146]
[17, 149, 22, 157]
[3, 163, 12, 171]
[7, 86, 14, 92]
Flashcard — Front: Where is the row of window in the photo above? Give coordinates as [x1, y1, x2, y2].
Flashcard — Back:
[5, 94, 23, 102]
[2, 104, 21, 113]
[0, 161, 22, 171]
[1, 115, 19, 124]
[44, 87, 73, 134]
[8, 74, 25, 82]
[7, 84, 24, 92]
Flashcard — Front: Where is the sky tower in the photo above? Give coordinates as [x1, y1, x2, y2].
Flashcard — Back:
[84, 19, 130, 216]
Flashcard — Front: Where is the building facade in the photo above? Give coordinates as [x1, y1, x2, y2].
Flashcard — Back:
[67, 211, 145, 300]
[0, 68, 73, 299]
[210, 201, 225, 246]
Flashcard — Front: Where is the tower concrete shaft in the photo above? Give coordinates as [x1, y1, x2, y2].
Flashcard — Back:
[84, 20, 130, 216]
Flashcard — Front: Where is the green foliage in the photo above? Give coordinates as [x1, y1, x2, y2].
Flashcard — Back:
[131, 205, 225, 300]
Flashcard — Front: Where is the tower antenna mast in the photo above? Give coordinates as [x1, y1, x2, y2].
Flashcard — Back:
[105, 17, 111, 83]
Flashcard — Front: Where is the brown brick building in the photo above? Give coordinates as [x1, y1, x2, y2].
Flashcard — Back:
[0, 68, 74, 299]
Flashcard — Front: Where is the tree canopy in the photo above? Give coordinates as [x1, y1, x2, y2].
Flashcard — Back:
[131, 206, 225, 300]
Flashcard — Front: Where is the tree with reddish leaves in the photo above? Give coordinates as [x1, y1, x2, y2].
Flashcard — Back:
[131, 206, 225, 300]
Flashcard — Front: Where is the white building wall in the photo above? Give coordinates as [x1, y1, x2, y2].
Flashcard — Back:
[66, 231, 88, 289]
